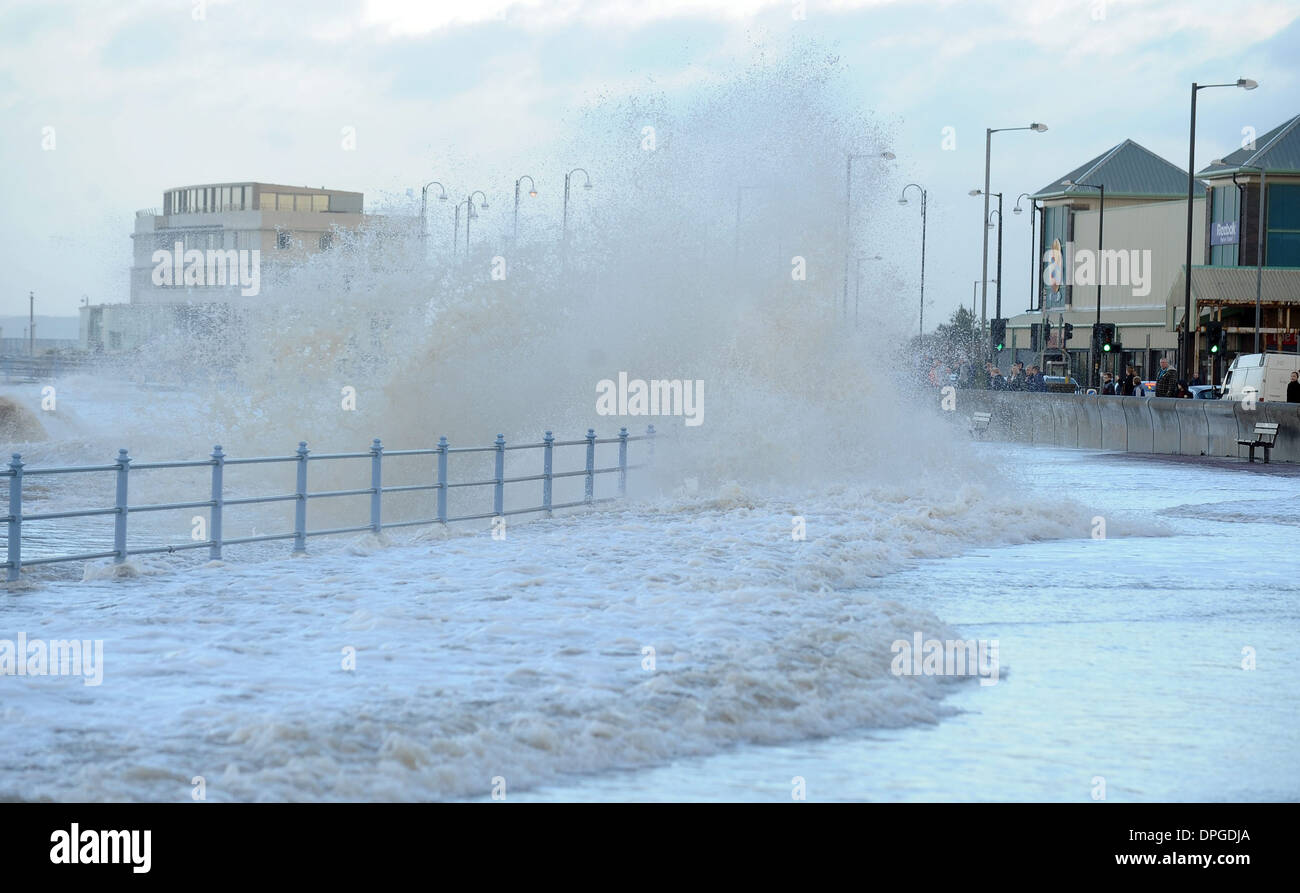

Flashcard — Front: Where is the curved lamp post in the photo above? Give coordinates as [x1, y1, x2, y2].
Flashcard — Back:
[420, 180, 449, 251]
[464, 190, 489, 250]
[514, 176, 537, 243]
[899, 183, 927, 339]
[562, 167, 592, 267]
[1182, 78, 1256, 380]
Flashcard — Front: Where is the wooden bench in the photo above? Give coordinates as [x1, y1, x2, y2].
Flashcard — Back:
[970, 411, 992, 439]
[1237, 422, 1279, 464]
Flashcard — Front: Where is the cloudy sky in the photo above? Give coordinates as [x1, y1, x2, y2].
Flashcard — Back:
[1, 0, 1296, 320]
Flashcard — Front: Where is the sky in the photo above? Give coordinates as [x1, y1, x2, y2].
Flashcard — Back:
[0, 0, 1296, 322]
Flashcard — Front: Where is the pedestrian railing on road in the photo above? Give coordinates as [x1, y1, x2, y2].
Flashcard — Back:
[3, 426, 655, 582]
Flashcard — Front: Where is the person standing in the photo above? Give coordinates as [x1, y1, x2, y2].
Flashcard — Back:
[1118, 366, 1138, 397]
[1288, 371, 1300, 403]
[1007, 362, 1027, 391]
[1155, 357, 1178, 398]
[1026, 365, 1047, 392]
[1101, 373, 1116, 395]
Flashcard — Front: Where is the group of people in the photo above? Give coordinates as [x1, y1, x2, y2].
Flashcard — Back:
[984, 361, 1047, 392]
[1099, 358, 1184, 397]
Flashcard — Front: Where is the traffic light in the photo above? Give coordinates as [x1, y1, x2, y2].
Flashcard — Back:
[990, 318, 1007, 353]
[1093, 322, 1117, 353]
[1204, 321, 1226, 356]
[1063, 322, 1074, 342]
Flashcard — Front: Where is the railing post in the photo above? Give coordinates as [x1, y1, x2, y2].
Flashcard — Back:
[113, 449, 130, 564]
[209, 445, 224, 561]
[584, 428, 596, 504]
[493, 434, 505, 517]
[646, 424, 656, 464]
[293, 441, 308, 555]
[436, 436, 448, 523]
[618, 427, 628, 497]
[370, 438, 383, 534]
[542, 431, 554, 518]
[7, 453, 22, 582]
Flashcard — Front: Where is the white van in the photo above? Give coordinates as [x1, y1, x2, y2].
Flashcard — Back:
[1221, 353, 1300, 403]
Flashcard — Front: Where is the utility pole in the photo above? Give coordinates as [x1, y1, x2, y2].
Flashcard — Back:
[29, 291, 35, 358]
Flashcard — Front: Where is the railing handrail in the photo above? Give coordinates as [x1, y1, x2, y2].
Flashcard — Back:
[3, 425, 656, 582]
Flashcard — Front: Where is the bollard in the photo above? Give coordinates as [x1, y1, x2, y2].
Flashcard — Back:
[293, 442, 308, 554]
[436, 436, 448, 523]
[584, 428, 596, 504]
[7, 454, 22, 582]
[210, 445, 224, 561]
[370, 438, 383, 534]
[542, 431, 554, 517]
[114, 449, 130, 564]
[493, 434, 505, 517]
[618, 427, 628, 497]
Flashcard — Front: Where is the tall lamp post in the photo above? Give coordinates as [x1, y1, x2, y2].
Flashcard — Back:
[980, 123, 1048, 358]
[562, 167, 593, 255]
[843, 150, 895, 320]
[1182, 78, 1257, 381]
[971, 189, 1004, 322]
[899, 183, 927, 339]
[514, 176, 537, 243]
[420, 180, 449, 252]
[1063, 179, 1105, 387]
[1221, 159, 1268, 353]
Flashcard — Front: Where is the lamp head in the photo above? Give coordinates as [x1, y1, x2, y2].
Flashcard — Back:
[1237, 78, 1258, 90]
[1013, 206, 1023, 215]
[480, 201, 489, 210]
[881, 151, 896, 160]
[968, 188, 982, 196]
[529, 189, 538, 198]
[583, 181, 593, 190]
[898, 198, 908, 205]
[1030, 122, 1048, 132]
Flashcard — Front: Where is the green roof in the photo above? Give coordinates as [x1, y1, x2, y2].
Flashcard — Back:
[1033, 139, 1204, 200]
[1199, 113, 1300, 178]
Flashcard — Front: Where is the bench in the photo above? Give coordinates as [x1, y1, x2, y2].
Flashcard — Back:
[1237, 422, 1279, 464]
[970, 411, 992, 438]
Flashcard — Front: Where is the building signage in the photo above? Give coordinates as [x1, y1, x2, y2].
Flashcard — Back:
[1210, 220, 1239, 246]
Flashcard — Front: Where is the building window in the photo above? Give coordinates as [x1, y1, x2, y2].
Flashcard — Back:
[260, 192, 276, 211]
[312, 195, 328, 212]
[277, 230, 292, 250]
[243, 186, 253, 210]
[319, 232, 333, 250]
[1266, 183, 1300, 267]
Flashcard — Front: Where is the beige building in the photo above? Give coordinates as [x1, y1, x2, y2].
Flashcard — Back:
[82, 182, 369, 353]
[1006, 140, 1204, 383]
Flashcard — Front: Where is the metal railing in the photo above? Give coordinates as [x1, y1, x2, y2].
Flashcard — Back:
[3, 426, 655, 582]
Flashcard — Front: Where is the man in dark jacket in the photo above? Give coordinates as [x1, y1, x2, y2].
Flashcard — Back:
[1101, 373, 1116, 395]
[1155, 358, 1179, 398]
[1007, 362, 1027, 391]
[1288, 371, 1300, 403]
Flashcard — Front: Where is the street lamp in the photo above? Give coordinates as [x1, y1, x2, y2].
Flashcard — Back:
[420, 180, 449, 251]
[899, 183, 928, 339]
[843, 150, 895, 320]
[562, 167, 593, 258]
[514, 176, 537, 243]
[1217, 158, 1267, 354]
[1182, 78, 1257, 381]
[979, 123, 1048, 358]
[1063, 178, 1105, 387]
[462, 190, 489, 251]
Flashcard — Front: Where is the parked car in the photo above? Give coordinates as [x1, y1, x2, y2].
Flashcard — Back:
[1188, 385, 1222, 400]
[1043, 375, 1082, 394]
